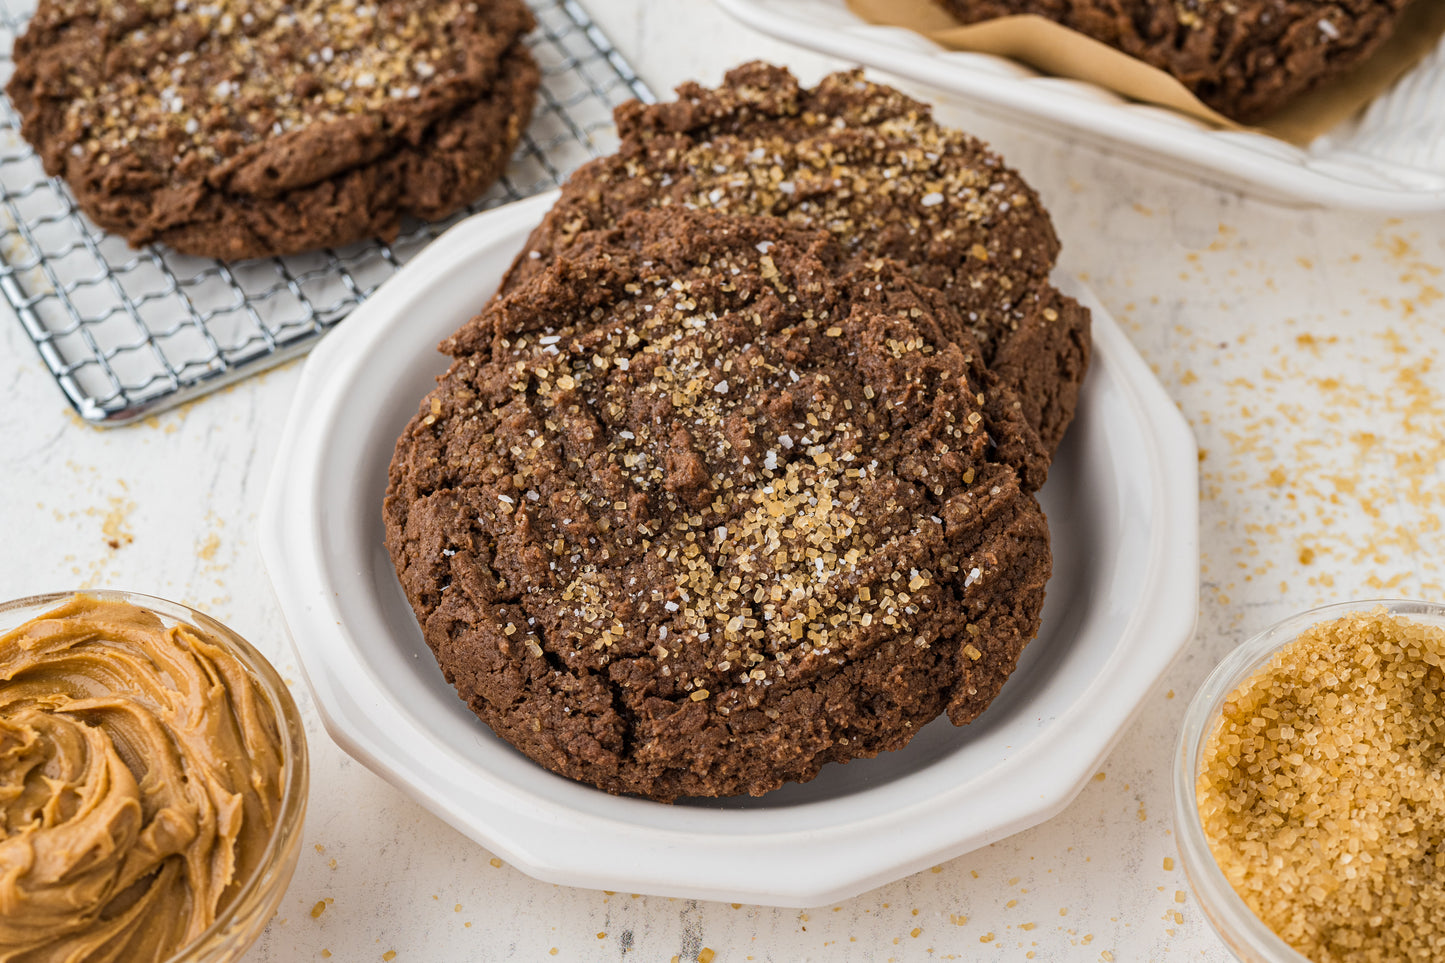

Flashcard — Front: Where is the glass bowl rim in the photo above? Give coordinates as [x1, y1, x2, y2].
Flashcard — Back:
[0, 589, 310, 962]
[1172, 597, 1445, 963]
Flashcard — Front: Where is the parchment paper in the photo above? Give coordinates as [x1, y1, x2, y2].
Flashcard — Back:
[846, 0, 1445, 144]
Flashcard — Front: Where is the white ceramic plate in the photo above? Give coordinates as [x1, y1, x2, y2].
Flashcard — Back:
[259, 193, 1200, 906]
[714, 0, 1445, 211]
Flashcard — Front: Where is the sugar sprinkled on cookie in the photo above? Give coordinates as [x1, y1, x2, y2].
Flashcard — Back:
[384, 209, 1052, 800]
[499, 63, 1090, 461]
[7, 0, 539, 258]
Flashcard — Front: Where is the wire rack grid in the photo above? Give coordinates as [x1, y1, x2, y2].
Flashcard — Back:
[0, 0, 653, 425]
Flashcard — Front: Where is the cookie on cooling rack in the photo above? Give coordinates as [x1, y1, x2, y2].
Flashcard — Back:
[384, 209, 1052, 800]
[493, 62, 1090, 463]
[6, 0, 539, 260]
[933, 0, 1412, 123]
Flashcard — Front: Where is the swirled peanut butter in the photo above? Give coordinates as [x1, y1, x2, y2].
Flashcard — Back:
[0, 595, 285, 962]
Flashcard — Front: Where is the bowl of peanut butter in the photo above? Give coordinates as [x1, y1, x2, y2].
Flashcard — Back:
[0, 591, 308, 962]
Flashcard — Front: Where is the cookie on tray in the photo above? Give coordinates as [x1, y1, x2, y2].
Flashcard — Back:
[491, 63, 1090, 462]
[384, 209, 1053, 801]
[933, 0, 1412, 123]
[6, 0, 539, 259]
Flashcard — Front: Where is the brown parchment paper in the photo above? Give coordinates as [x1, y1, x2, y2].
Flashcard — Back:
[846, 0, 1445, 145]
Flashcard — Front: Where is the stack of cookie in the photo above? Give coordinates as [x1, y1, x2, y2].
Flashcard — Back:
[384, 64, 1091, 800]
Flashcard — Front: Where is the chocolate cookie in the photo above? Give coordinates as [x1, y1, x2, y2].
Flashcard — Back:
[7, 0, 539, 259]
[496, 63, 1090, 461]
[384, 209, 1052, 800]
[934, 0, 1411, 122]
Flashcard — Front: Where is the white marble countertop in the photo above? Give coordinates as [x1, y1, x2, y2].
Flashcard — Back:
[3, 1, 1443, 960]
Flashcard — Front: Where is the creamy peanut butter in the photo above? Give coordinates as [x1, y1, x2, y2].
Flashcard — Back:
[0, 595, 285, 963]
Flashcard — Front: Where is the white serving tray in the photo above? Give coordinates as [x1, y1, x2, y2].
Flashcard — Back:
[259, 192, 1200, 906]
[715, 0, 1445, 211]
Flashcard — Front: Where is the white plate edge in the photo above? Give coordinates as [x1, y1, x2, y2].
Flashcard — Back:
[257, 201, 1202, 905]
[712, 0, 1445, 212]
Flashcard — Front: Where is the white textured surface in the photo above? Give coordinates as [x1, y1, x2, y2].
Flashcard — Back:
[2, 1, 1443, 959]
[1332, 35, 1445, 173]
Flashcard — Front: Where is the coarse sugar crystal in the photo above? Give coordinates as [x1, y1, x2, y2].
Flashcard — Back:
[1197, 607, 1445, 962]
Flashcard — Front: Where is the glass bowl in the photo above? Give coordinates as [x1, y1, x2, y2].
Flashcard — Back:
[0, 590, 309, 963]
[1172, 598, 1445, 963]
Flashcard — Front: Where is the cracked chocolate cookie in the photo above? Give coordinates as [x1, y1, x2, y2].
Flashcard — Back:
[497, 63, 1090, 463]
[7, 0, 539, 259]
[384, 209, 1052, 800]
[933, 0, 1412, 123]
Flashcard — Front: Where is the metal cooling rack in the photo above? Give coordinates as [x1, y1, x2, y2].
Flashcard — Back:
[0, 0, 653, 425]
